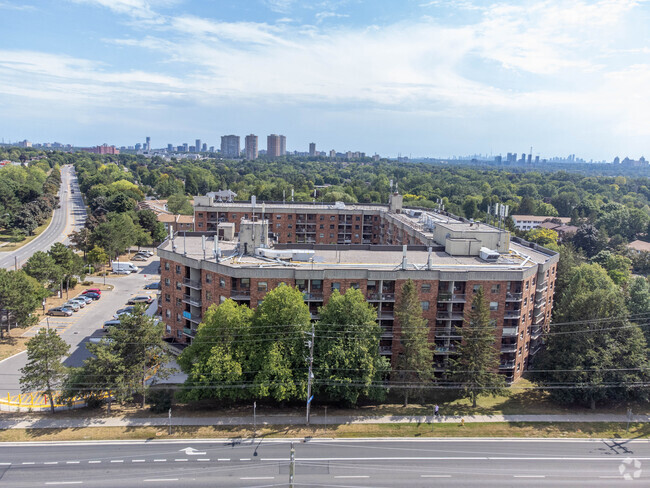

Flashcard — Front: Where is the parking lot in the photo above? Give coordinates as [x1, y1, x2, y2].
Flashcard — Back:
[0, 256, 161, 395]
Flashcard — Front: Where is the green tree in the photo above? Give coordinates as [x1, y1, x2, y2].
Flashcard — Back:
[591, 251, 632, 285]
[20, 328, 70, 413]
[87, 245, 109, 268]
[315, 288, 389, 406]
[249, 285, 311, 402]
[178, 300, 253, 402]
[167, 193, 193, 215]
[628, 276, 650, 345]
[69, 228, 92, 258]
[23, 251, 63, 287]
[537, 264, 649, 409]
[525, 228, 558, 247]
[450, 287, 506, 407]
[394, 280, 434, 406]
[0, 269, 47, 337]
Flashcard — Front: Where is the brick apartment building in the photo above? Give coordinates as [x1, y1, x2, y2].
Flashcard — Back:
[158, 194, 559, 382]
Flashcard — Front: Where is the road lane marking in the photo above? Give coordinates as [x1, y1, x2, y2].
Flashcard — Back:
[262, 456, 650, 462]
[239, 458, 251, 461]
[197, 459, 210, 462]
[153, 459, 166, 462]
[110, 460, 123, 463]
[22, 462, 35, 465]
[240, 477, 275, 480]
[335, 476, 370, 479]
[44, 462, 58, 465]
[144, 480, 178, 483]
[132, 460, 145, 463]
[514, 475, 546, 478]
[174, 459, 188, 462]
[599, 476, 623, 479]
[0, 463, 11, 466]
[421, 475, 451, 478]
[88, 461, 100, 464]
[218, 458, 230, 461]
[45, 483, 83, 486]
[66, 461, 79, 464]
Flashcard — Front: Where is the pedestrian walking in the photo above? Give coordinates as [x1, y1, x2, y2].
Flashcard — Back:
[434, 404, 439, 417]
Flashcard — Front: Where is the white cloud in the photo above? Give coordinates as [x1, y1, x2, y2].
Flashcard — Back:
[315, 11, 349, 23]
[263, 0, 295, 14]
[0, 1, 36, 11]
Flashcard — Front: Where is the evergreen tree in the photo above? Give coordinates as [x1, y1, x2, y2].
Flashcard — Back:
[450, 287, 505, 407]
[20, 328, 70, 413]
[394, 279, 434, 406]
[315, 288, 389, 406]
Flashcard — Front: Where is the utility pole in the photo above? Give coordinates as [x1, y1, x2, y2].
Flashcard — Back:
[306, 323, 315, 425]
[253, 401, 257, 437]
[289, 442, 295, 487]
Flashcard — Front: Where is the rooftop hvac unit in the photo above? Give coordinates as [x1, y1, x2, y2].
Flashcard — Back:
[480, 247, 500, 262]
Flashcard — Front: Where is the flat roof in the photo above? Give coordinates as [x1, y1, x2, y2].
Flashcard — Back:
[159, 236, 554, 272]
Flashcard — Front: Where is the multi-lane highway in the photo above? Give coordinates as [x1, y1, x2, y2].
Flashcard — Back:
[0, 438, 648, 486]
[0, 164, 86, 270]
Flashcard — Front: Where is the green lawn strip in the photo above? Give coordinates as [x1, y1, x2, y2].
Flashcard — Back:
[1, 422, 648, 442]
[0, 214, 54, 253]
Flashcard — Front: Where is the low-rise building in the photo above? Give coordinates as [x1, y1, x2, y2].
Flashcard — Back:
[511, 215, 571, 232]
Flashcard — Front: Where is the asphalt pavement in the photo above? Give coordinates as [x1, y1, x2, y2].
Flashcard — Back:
[0, 164, 86, 270]
[0, 258, 162, 395]
[0, 438, 648, 486]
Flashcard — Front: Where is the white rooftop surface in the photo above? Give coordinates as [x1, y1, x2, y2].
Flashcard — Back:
[160, 237, 552, 271]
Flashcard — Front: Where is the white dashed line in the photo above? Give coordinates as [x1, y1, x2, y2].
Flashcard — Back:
[22, 462, 35, 465]
[0, 463, 11, 466]
[335, 476, 370, 479]
[110, 460, 123, 463]
[174, 459, 188, 462]
[45, 483, 83, 486]
[88, 461, 101, 464]
[239, 458, 251, 461]
[197, 459, 210, 462]
[132, 460, 145, 463]
[44, 462, 59, 465]
[218, 458, 230, 462]
[240, 477, 274, 480]
[65, 461, 80, 465]
[421, 475, 451, 478]
[153, 459, 166, 462]
[514, 475, 546, 478]
[144, 480, 178, 483]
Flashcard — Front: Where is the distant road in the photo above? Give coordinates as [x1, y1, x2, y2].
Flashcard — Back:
[0, 164, 87, 270]
[0, 438, 648, 486]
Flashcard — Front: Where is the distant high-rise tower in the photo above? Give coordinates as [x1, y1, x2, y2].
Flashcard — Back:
[167, 144, 173, 152]
[221, 135, 240, 158]
[145, 136, 151, 152]
[202, 143, 207, 152]
[245, 134, 258, 159]
[309, 142, 316, 156]
[195, 139, 201, 153]
[267, 134, 286, 158]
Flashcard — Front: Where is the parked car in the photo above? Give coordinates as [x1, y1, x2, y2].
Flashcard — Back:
[127, 295, 154, 305]
[75, 295, 93, 304]
[68, 298, 86, 308]
[114, 269, 131, 275]
[114, 306, 135, 318]
[144, 282, 161, 290]
[63, 301, 80, 311]
[83, 292, 101, 300]
[103, 319, 121, 330]
[47, 307, 73, 317]
[81, 288, 102, 296]
[132, 254, 148, 261]
[137, 250, 154, 257]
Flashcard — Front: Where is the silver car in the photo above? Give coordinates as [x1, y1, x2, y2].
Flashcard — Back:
[63, 301, 80, 311]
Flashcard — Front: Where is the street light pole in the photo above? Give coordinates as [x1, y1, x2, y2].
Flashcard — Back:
[306, 323, 315, 425]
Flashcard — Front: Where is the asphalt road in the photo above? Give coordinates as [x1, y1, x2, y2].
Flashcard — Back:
[0, 438, 648, 487]
[0, 164, 87, 270]
[0, 259, 162, 395]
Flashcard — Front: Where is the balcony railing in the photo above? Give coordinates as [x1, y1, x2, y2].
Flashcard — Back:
[531, 325, 543, 339]
[530, 344, 542, 355]
[436, 311, 464, 321]
[381, 329, 394, 338]
[536, 283, 548, 294]
[367, 293, 395, 301]
[504, 310, 522, 319]
[500, 344, 518, 353]
[502, 326, 519, 336]
[437, 293, 466, 303]
[182, 327, 195, 337]
[230, 290, 251, 300]
[378, 311, 395, 319]
[505, 292, 523, 301]
[303, 292, 324, 301]
[182, 294, 202, 307]
[499, 361, 516, 369]
[434, 346, 458, 354]
[183, 278, 202, 290]
[379, 346, 392, 355]
[183, 311, 202, 324]
[435, 328, 462, 339]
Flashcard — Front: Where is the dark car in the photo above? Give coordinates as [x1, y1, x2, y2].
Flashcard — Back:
[144, 282, 161, 290]
[103, 319, 121, 330]
[84, 292, 101, 300]
[114, 306, 135, 318]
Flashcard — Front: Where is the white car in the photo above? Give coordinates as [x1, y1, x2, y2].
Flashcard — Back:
[68, 298, 86, 308]
[115, 269, 131, 275]
[63, 301, 80, 311]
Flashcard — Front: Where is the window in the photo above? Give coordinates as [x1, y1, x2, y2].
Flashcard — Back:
[330, 215, 336, 220]
[176, 314, 182, 323]
[165, 294, 170, 303]
[523, 298, 528, 306]
[276, 215, 282, 220]
[164, 262, 170, 271]
[176, 281, 182, 290]
[288, 215, 293, 220]
[320, 224, 324, 229]
[287, 233, 292, 238]
[356, 216, 360, 221]
[165, 309, 171, 318]
[355, 225, 360, 229]
[330, 233, 334, 238]
[532, 277, 536, 285]
[520, 331, 524, 340]
[176, 298, 181, 306]
[422, 283, 431, 292]
[311, 280, 323, 291]
[525, 281, 529, 290]
[491, 284, 500, 294]
[421, 301, 430, 311]
[330, 224, 334, 229]
[320, 215, 324, 220]
[219, 278, 225, 288]
[175, 265, 181, 274]
[258, 281, 268, 292]
[473, 284, 481, 293]
[198, 213, 203, 218]
[331, 282, 341, 291]
[355, 233, 359, 238]
[205, 273, 212, 283]
[489, 302, 498, 311]
[198, 222, 203, 228]
[288, 224, 292, 229]
[518, 347, 522, 356]
[320, 233, 324, 238]
[220, 296, 226, 304]
[276, 223, 281, 228]
[350, 282, 359, 289]
[164, 278, 170, 286]
[206, 291, 212, 301]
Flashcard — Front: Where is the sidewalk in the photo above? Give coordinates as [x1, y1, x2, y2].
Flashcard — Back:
[2, 413, 649, 430]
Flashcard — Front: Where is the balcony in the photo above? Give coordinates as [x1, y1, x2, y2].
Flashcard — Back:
[437, 293, 466, 303]
[183, 278, 202, 290]
[434, 346, 458, 355]
[531, 325, 543, 339]
[230, 290, 251, 300]
[502, 326, 519, 336]
[530, 344, 542, 355]
[378, 311, 395, 320]
[504, 310, 521, 319]
[310, 313, 320, 321]
[436, 311, 464, 321]
[499, 361, 516, 370]
[182, 327, 195, 338]
[182, 294, 202, 307]
[536, 283, 548, 294]
[381, 329, 394, 339]
[183, 310, 202, 325]
[367, 293, 395, 302]
[435, 328, 462, 339]
[500, 344, 518, 353]
[379, 346, 392, 355]
[381, 293, 395, 301]
[505, 292, 523, 301]
[303, 292, 324, 301]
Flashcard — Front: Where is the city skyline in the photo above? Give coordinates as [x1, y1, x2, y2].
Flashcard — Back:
[1, 1, 649, 160]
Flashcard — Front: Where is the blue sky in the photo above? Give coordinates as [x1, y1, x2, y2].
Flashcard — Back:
[1, 0, 649, 160]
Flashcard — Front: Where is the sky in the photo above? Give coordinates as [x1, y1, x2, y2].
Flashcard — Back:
[0, 0, 649, 160]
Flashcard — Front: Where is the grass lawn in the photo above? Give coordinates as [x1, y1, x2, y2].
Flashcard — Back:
[0, 327, 28, 362]
[0, 214, 54, 253]
[1, 422, 648, 442]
